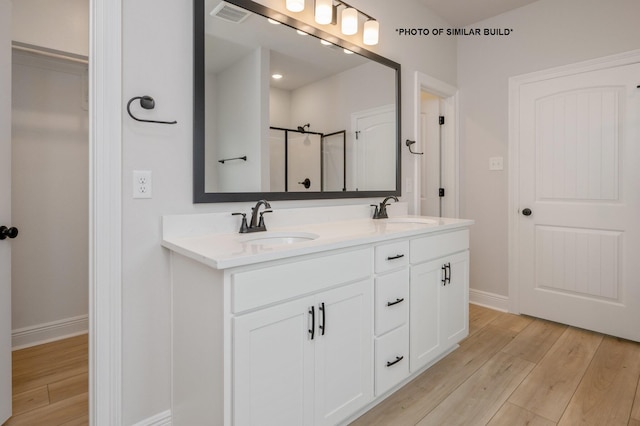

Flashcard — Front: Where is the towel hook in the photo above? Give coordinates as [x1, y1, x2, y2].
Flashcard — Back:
[127, 95, 177, 125]
[405, 139, 424, 155]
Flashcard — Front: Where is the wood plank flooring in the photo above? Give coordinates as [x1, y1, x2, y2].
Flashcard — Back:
[3, 334, 88, 426]
[4, 306, 640, 425]
[352, 304, 640, 426]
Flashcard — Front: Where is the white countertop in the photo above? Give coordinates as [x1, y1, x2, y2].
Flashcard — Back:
[162, 211, 473, 270]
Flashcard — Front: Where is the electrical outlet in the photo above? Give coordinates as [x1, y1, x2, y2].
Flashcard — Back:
[133, 170, 152, 199]
[489, 157, 504, 171]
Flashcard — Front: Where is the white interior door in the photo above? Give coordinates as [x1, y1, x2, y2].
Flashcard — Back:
[352, 105, 396, 191]
[517, 61, 640, 342]
[0, 0, 13, 422]
[420, 92, 441, 216]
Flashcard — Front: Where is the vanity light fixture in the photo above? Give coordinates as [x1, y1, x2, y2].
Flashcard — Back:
[286, 0, 304, 12]
[341, 7, 358, 35]
[286, 0, 379, 45]
[267, 18, 281, 25]
[343, 48, 354, 54]
[320, 39, 332, 46]
[296, 29, 308, 35]
[363, 19, 380, 45]
[272, 73, 283, 79]
[314, 0, 334, 25]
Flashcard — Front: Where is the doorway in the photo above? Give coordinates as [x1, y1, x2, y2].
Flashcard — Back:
[508, 52, 640, 342]
[414, 72, 458, 218]
[7, 45, 89, 422]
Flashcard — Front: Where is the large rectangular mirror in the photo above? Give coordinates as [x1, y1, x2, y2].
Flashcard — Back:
[194, 0, 401, 202]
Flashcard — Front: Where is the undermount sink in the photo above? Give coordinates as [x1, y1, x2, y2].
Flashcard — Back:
[384, 217, 438, 225]
[241, 231, 320, 246]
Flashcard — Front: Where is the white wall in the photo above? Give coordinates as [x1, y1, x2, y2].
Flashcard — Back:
[457, 0, 640, 298]
[12, 0, 89, 57]
[122, 0, 455, 423]
[11, 51, 89, 343]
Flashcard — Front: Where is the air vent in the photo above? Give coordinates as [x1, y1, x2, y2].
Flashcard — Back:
[210, 1, 251, 23]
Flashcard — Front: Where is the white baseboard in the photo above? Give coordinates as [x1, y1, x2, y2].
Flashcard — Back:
[12, 314, 89, 350]
[132, 410, 172, 426]
[469, 288, 509, 312]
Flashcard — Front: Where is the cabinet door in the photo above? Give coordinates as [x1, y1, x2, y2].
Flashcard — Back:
[314, 279, 373, 426]
[441, 251, 469, 348]
[233, 296, 315, 426]
[409, 259, 442, 372]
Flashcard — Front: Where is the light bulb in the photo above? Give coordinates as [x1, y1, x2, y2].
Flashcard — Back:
[315, 0, 333, 25]
[363, 19, 379, 45]
[341, 7, 358, 35]
[286, 0, 304, 12]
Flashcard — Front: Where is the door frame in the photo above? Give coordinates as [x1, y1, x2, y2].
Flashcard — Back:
[89, 0, 123, 424]
[507, 48, 640, 314]
[413, 71, 459, 217]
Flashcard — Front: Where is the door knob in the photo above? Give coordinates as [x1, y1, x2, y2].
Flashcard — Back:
[522, 208, 532, 216]
[298, 178, 311, 189]
[0, 226, 19, 240]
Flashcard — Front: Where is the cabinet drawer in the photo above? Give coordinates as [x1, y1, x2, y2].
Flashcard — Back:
[375, 269, 409, 336]
[374, 324, 409, 396]
[410, 229, 469, 264]
[375, 240, 409, 273]
[231, 248, 372, 313]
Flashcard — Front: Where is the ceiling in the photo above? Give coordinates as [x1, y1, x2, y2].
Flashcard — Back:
[417, 0, 540, 27]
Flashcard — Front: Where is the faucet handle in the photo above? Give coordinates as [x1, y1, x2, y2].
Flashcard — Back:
[370, 204, 380, 219]
[232, 212, 249, 233]
[258, 210, 272, 228]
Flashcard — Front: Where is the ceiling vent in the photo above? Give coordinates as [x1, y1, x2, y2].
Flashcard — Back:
[210, 1, 251, 23]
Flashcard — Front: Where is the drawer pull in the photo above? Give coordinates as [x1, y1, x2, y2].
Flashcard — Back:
[387, 254, 405, 261]
[386, 355, 404, 367]
[386, 298, 405, 307]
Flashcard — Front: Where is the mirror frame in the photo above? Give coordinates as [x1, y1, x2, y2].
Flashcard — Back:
[193, 0, 401, 203]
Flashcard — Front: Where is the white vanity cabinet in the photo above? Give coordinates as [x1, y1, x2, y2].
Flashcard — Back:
[409, 230, 470, 372]
[233, 278, 373, 426]
[164, 210, 473, 426]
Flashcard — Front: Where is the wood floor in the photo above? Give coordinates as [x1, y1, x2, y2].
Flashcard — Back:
[352, 304, 640, 426]
[4, 306, 640, 425]
[3, 334, 88, 426]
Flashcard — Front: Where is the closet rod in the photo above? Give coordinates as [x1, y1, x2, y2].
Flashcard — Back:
[11, 42, 88, 65]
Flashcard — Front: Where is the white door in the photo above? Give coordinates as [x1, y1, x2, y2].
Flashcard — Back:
[352, 106, 396, 191]
[233, 296, 315, 426]
[420, 93, 442, 216]
[314, 279, 372, 426]
[0, 0, 13, 422]
[409, 259, 441, 372]
[517, 62, 640, 342]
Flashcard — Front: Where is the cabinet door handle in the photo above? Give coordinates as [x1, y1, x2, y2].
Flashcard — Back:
[446, 262, 451, 284]
[386, 355, 404, 367]
[441, 264, 447, 285]
[387, 254, 405, 260]
[319, 302, 325, 336]
[387, 298, 405, 307]
[308, 306, 315, 340]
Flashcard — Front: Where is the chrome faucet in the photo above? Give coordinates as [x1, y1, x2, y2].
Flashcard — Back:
[372, 196, 398, 219]
[232, 199, 272, 233]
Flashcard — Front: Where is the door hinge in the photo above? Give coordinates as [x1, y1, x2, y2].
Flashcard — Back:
[355, 130, 360, 140]
[439, 188, 445, 197]
[439, 116, 445, 125]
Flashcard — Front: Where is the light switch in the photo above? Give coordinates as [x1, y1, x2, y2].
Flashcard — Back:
[489, 157, 504, 171]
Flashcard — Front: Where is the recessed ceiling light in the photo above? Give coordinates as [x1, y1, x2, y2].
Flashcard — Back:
[267, 18, 281, 25]
[272, 74, 283, 79]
